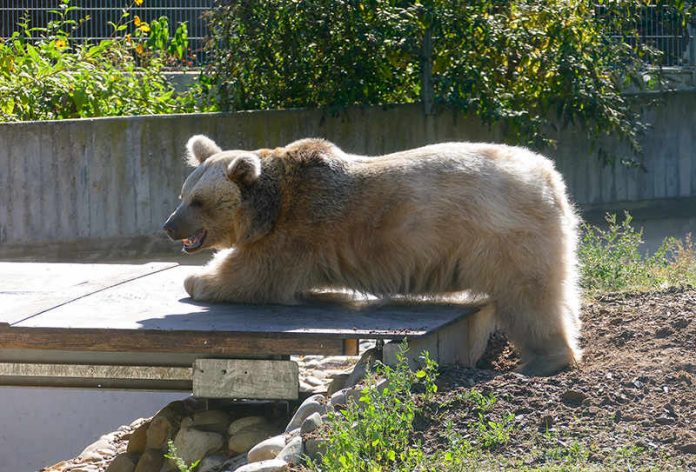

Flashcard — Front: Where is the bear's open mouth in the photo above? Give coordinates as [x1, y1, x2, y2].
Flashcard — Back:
[182, 228, 207, 253]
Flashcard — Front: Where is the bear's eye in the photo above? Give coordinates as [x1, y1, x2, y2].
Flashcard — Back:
[190, 197, 204, 208]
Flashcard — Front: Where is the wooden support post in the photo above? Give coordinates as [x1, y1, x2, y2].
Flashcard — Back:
[383, 304, 496, 368]
[193, 359, 299, 400]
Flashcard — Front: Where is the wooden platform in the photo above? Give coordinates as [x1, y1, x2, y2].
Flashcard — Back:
[0, 262, 486, 395]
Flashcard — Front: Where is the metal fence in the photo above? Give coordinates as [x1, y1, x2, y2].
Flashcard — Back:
[0, 2, 693, 67]
[0, 0, 212, 64]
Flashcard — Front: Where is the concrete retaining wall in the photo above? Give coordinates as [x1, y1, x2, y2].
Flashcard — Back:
[1, 92, 695, 258]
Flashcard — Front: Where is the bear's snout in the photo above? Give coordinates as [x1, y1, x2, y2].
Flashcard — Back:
[163, 214, 187, 241]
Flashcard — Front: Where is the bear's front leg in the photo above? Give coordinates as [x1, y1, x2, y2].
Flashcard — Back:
[184, 249, 302, 304]
[184, 272, 227, 302]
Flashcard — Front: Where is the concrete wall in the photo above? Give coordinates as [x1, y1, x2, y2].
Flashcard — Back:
[1, 92, 695, 258]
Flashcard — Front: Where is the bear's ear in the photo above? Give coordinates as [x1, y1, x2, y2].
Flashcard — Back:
[227, 155, 261, 185]
[186, 135, 222, 166]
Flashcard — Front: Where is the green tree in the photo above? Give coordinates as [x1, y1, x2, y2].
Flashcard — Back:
[204, 0, 693, 162]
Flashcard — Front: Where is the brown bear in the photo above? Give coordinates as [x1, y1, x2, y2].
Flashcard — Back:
[163, 135, 582, 376]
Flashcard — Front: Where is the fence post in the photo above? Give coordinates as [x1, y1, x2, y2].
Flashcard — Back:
[420, 25, 434, 116]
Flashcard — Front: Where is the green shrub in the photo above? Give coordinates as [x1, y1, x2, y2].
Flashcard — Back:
[579, 212, 696, 294]
[310, 346, 438, 472]
[203, 1, 693, 159]
[0, 0, 202, 122]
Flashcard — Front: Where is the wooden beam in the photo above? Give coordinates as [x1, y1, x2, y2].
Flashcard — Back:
[0, 362, 192, 390]
[0, 327, 346, 356]
[193, 359, 299, 400]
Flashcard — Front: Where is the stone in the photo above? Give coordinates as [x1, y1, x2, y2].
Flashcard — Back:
[326, 373, 350, 395]
[300, 412, 323, 435]
[134, 449, 163, 472]
[228, 422, 280, 455]
[197, 454, 227, 472]
[220, 453, 248, 471]
[127, 421, 150, 455]
[560, 390, 588, 407]
[304, 438, 327, 459]
[80, 436, 116, 460]
[106, 454, 137, 472]
[345, 348, 377, 386]
[192, 410, 231, 434]
[329, 389, 348, 408]
[678, 443, 696, 454]
[234, 459, 289, 472]
[169, 419, 224, 467]
[247, 434, 287, 462]
[655, 416, 676, 425]
[228, 416, 271, 436]
[285, 395, 326, 432]
[145, 402, 186, 450]
[304, 376, 324, 387]
[277, 435, 303, 465]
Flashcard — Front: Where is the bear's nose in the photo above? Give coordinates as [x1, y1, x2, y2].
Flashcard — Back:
[162, 217, 178, 240]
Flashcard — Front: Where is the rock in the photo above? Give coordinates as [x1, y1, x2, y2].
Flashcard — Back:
[228, 422, 280, 455]
[304, 376, 324, 387]
[655, 416, 676, 425]
[328, 389, 348, 408]
[677, 443, 696, 454]
[345, 348, 377, 386]
[300, 412, 323, 435]
[327, 374, 350, 395]
[285, 395, 325, 432]
[247, 434, 287, 463]
[106, 453, 137, 472]
[304, 438, 327, 459]
[192, 410, 231, 434]
[277, 435, 303, 465]
[220, 454, 248, 471]
[79, 436, 116, 460]
[145, 402, 186, 451]
[228, 416, 271, 436]
[234, 459, 289, 472]
[169, 419, 224, 466]
[127, 421, 150, 455]
[197, 454, 227, 472]
[560, 390, 588, 407]
[134, 449, 163, 472]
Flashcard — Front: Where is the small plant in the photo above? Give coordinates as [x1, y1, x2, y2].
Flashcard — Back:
[309, 344, 437, 472]
[164, 440, 200, 472]
[579, 212, 696, 294]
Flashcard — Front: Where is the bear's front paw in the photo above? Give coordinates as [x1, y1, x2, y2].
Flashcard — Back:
[184, 273, 220, 302]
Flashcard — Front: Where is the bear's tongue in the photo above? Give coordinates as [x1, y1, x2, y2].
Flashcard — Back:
[183, 229, 207, 251]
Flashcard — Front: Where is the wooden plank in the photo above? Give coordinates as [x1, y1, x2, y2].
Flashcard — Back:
[0, 328, 345, 356]
[193, 359, 298, 400]
[0, 362, 191, 390]
[0, 348, 288, 368]
[0, 262, 178, 325]
[11, 265, 478, 338]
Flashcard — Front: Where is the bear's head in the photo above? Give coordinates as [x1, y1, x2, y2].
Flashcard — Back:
[163, 135, 278, 252]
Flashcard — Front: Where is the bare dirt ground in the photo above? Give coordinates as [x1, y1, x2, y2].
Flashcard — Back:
[417, 287, 696, 470]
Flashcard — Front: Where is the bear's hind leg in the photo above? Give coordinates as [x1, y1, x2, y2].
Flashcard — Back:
[495, 288, 581, 376]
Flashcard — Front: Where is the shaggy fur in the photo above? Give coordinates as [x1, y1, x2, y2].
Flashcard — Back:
[163, 136, 582, 376]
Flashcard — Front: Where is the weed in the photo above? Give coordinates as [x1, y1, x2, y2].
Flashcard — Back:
[580, 212, 696, 294]
[163, 440, 199, 472]
[308, 344, 437, 471]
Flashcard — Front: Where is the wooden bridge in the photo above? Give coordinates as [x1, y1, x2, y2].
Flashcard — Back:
[0, 262, 494, 400]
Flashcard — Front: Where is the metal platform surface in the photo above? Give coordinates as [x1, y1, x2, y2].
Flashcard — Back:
[0, 262, 480, 392]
